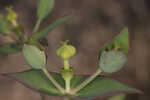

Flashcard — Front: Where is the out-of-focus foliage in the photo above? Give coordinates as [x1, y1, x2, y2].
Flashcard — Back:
[108, 94, 126, 100]
[0, 15, 10, 35]
[0, 43, 21, 56]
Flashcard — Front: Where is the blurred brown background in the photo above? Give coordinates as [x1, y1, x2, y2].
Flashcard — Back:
[0, 0, 150, 100]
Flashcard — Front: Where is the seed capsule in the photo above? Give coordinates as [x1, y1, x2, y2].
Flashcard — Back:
[99, 50, 127, 73]
[23, 44, 46, 69]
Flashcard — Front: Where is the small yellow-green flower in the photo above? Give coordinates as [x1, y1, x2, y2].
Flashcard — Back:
[6, 6, 18, 26]
[56, 40, 76, 60]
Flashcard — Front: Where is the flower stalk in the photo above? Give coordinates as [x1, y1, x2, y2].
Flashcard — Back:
[70, 69, 102, 95]
[42, 68, 65, 94]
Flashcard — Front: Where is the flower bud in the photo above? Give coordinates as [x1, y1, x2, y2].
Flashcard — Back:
[56, 41, 76, 60]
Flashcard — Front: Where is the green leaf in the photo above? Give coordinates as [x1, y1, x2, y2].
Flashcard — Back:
[37, 0, 54, 21]
[99, 50, 127, 73]
[23, 44, 46, 69]
[75, 76, 140, 99]
[114, 28, 129, 54]
[3, 69, 65, 96]
[2, 70, 140, 98]
[0, 16, 10, 35]
[99, 28, 129, 56]
[0, 43, 21, 56]
[32, 16, 71, 40]
[33, 0, 54, 33]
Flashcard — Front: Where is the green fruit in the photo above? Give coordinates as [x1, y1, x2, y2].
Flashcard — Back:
[56, 44, 76, 60]
[23, 44, 46, 69]
[99, 50, 127, 73]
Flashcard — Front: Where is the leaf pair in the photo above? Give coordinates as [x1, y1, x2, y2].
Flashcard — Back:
[2, 70, 140, 99]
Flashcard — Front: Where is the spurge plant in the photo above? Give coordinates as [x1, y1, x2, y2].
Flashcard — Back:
[0, 0, 140, 100]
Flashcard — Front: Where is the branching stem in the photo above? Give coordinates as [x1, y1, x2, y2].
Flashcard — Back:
[33, 19, 41, 33]
[42, 68, 65, 94]
[70, 69, 102, 94]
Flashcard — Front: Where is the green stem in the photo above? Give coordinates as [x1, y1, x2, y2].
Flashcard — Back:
[42, 68, 65, 94]
[33, 19, 41, 33]
[64, 60, 69, 70]
[66, 78, 71, 93]
[70, 69, 102, 95]
[16, 30, 25, 42]
[63, 60, 71, 93]
[12, 20, 18, 27]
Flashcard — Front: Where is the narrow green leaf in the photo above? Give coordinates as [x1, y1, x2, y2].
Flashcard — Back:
[113, 28, 129, 54]
[99, 28, 129, 56]
[23, 44, 46, 69]
[33, 0, 54, 33]
[37, 0, 54, 20]
[0, 43, 21, 56]
[0, 16, 10, 35]
[32, 16, 71, 40]
[2, 70, 140, 98]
